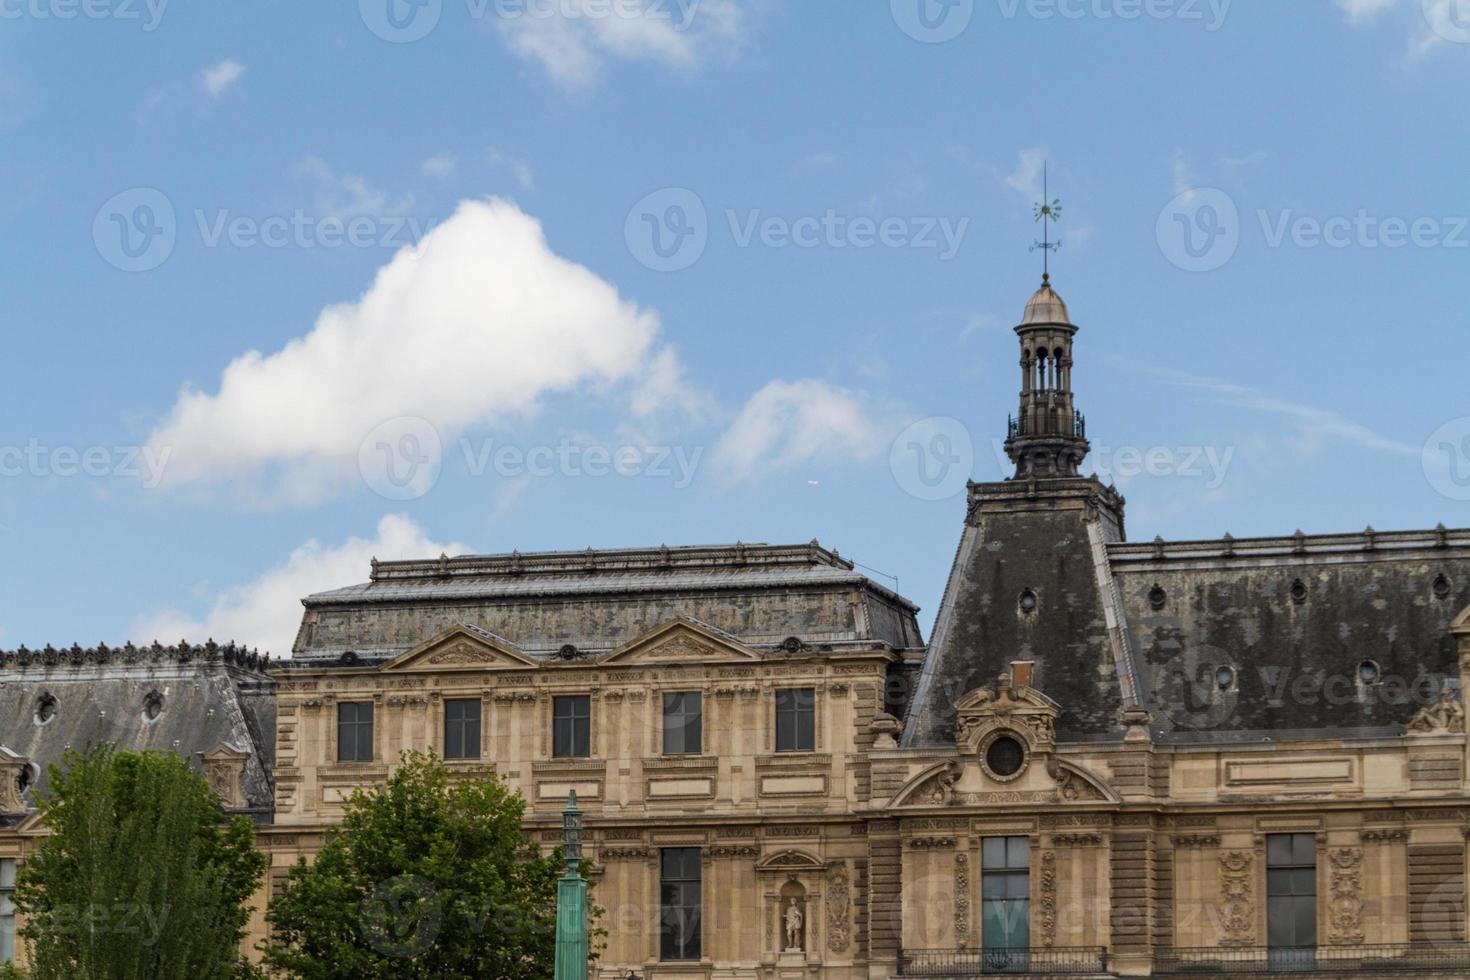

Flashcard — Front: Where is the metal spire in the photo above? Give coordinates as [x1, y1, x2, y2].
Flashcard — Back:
[1031, 163, 1063, 285]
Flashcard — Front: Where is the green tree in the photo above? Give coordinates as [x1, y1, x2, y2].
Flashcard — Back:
[264, 752, 587, 979]
[13, 745, 267, 980]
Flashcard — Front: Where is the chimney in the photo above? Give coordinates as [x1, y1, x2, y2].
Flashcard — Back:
[1011, 661, 1035, 690]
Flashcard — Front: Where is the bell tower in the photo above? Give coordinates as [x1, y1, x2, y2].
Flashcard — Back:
[1005, 179, 1089, 479]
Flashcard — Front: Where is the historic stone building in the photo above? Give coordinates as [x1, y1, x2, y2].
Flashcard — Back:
[5, 275, 1470, 977]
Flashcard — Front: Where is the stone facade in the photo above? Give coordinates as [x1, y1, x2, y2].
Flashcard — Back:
[5, 282, 1470, 978]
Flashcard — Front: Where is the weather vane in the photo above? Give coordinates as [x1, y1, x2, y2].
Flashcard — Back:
[1030, 163, 1062, 283]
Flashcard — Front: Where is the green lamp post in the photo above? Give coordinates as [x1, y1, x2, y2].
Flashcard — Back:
[554, 791, 589, 980]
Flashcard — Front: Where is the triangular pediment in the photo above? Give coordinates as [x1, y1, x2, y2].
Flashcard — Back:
[597, 617, 759, 666]
[382, 626, 539, 672]
[202, 742, 251, 763]
[1453, 604, 1470, 636]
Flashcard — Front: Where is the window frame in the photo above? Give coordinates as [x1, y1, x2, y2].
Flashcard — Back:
[1, 857, 16, 965]
[1266, 833, 1318, 965]
[981, 836, 1032, 961]
[660, 847, 702, 962]
[552, 694, 592, 760]
[774, 687, 816, 754]
[336, 701, 375, 763]
[443, 697, 483, 761]
[662, 691, 704, 756]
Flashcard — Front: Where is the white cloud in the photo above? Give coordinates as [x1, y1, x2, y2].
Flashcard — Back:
[1170, 148, 1198, 199]
[1334, 0, 1462, 55]
[296, 156, 415, 220]
[145, 198, 672, 504]
[496, 0, 747, 91]
[421, 153, 458, 179]
[200, 59, 246, 98]
[711, 379, 885, 475]
[1336, 0, 1400, 23]
[135, 515, 466, 658]
[488, 147, 535, 190]
[1005, 146, 1049, 202]
[1160, 369, 1420, 458]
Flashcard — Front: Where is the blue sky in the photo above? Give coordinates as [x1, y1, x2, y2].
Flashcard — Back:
[1, 0, 1468, 655]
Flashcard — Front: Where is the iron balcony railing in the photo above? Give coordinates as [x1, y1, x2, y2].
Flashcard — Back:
[1007, 412, 1086, 441]
[898, 947, 1109, 976]
[1156, 943, 1470, 974]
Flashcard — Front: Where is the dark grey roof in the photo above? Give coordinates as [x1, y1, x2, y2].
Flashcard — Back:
[0, 642, 275, 816]
[292, 542, 925, 661]
[1112, 526, 1470, 740]
[905, 502, 1470, 747]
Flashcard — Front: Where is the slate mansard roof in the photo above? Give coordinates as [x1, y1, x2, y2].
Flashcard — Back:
[289, 541, 926, 664]
[905, 510, 1470, 747]
[0, 642, 276, 818]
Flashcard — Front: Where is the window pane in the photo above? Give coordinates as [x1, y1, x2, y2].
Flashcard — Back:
[660, 848, 701, 961]
[445, 699, 481, 760]
[776, 688, 815, 752]
[554, 696, 591, 759]
[983, 838, 1007, 870]
[1292, 834, 1317, 866]
[1267, 834, 1294, 867]
[663, 693, 702, 755]
[1007, 837, 1031, 869]
[338, 702, 372, 762]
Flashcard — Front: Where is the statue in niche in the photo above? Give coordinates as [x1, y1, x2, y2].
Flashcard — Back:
[784, 897, 805, 952]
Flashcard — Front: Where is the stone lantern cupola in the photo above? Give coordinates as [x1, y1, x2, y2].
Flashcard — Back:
[1004, 274, 1091, 480]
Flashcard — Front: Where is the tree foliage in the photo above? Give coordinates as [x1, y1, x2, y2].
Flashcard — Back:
[13, 745, 266, 980]
[263, 752, 581, 979]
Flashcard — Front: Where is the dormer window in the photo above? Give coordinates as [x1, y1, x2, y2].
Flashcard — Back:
[34, 693, 57, 726]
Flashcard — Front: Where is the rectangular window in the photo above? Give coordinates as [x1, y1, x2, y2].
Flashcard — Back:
[663, 692, 703, 755]
[1267, 834, 1318, 970]
[1, 858, 16, 964]
[660, 847, 702, 961]
[444, 698, 482, 760]
[553, 695, 591, 759]
[337, 701, 374, 763]
[775, 688, 815, 753]
[981, 837, 1031, 973]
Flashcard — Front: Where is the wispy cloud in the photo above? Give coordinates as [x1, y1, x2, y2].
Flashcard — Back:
[1334, 0, 1464, 56]
[496, 0, 748, 92]
[710, 379, 887, 476]
[488, 147, 535, 191]
[200, 58, 245, 98]
[295, 156, 415, 220]
[421, 152, 458, 180]
[1156, 367, 1420, 458]
[1005, 146, 1049, 202]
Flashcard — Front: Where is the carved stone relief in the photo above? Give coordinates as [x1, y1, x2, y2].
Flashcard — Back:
[1219, 851, 1255, 947]
[826, 863, 851, 953]
[1038, 850, 1058, 947]
[1328, 847, 1365, 945]
[954, 852, 971, 948]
